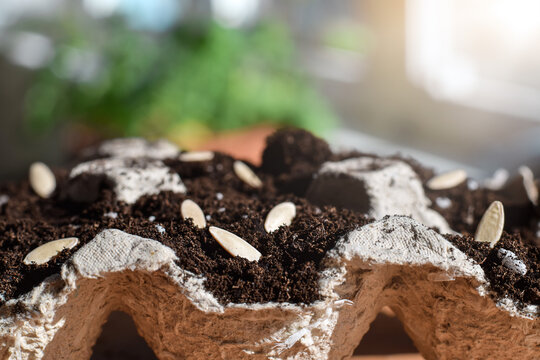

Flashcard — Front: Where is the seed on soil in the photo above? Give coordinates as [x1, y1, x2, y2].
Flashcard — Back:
[181, 199, 206, 229]
[518, 166, 538, 206]
[426, 169, 467, 190]
[474, 201, 504, 248]
[233, 161, 262, 188]
[29, 162, 56, 198]
[179, 151, 215, 162]
[264, 202, 296, 233]
[23, 237, 79, 265]
[208, 226, 261, 262]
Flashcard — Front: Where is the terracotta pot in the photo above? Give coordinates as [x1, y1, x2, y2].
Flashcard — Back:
[195, 125, 276, 165]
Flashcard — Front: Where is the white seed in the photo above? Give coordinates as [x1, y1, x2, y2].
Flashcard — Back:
[208, 226, 261, 262]
[233, 161, 262, 188]
[264, 202, 296, 233]
[181, 199, 206, 229]
[475, 201, 505, 248]
[179, 151, 215, 162]
[426, 169, 467, 190]
[518, 165, 538, 206]
[23, 237, 79, 265]
[29, 162, 56, 198]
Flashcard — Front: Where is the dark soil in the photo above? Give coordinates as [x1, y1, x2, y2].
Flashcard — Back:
[260, 128, 333, 196]
[0, 149, 369, 305]
[425, 179, 540, 248]
[446, 232, 540, 306]
[0, 128, 538, 309]
[425, 182, 492, 235]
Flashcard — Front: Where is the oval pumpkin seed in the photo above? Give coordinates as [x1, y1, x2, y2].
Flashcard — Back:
[208, 226, 261, 262]
[23, 237, 79, 265]
[233, 161, 262, 188]
[264, 202, 296, 233]
[181, 199, 206, 229]
[426, 169, 467, 190]
[475, 201, 504, 248]
[29, 162, 56, 198]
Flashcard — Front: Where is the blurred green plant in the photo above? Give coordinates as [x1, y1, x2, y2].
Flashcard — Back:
[24, 18, 336, 139]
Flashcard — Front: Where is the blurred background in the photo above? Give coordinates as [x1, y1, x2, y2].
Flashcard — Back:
[2, 1, 539, 359]
[1, 0, 540, 181]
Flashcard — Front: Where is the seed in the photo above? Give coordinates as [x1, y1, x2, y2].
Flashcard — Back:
[233, 161, 262, 188]
[179, 151, 214, 162]
[475, 201, 504, 248]
[426, 169, 467, 190]
[208, 226, 261, 262]
[518, 166, 538, 206]
[181, 199, 206, 229]
[29, 162, 56, 198]
[23, 237, 79, 265]
[264, 202, 296, 233]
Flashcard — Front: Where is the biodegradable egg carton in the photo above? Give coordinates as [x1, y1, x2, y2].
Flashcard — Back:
[0, 143, 538, 360]
[1, 218, 537, 360]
